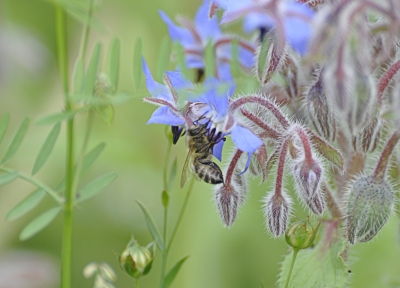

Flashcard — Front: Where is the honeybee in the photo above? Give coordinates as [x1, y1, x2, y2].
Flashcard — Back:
[180, 123, 224, 188]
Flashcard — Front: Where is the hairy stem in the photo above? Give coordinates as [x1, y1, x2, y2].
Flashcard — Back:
[377, 60, 400, 105]
[285, 249, 299, 288]
[275, 138, 289, 197]
[373, 130, 400, 182]
[229, 96, 290, 128]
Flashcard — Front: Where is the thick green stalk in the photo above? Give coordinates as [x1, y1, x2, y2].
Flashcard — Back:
[285, 249, 299, 288]
[55, 5, 74, 288]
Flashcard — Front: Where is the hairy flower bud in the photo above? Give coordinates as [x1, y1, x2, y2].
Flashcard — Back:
[119, 236, 156, 279]
[285, 218, 320, 250]
[264, 190, 292, 237]
[215, 183, 241, 227]
[346, 175, 394, 244]
[305, 69, 336, 141]
[294, 155, 322, 195]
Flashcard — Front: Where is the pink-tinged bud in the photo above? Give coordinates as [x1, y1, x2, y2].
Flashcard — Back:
[305, 69, 336, 142]
[256, 31, 287, 84]
[346, 175, 394, 244]
[264, 190, 292, 237]
[293, 157, 323, 201]
[308, 192, 325, 216]
[215, 184, 240, 227]
[352, 116, 381, 153]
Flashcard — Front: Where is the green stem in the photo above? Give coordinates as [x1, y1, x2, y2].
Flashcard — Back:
[167, 178, 195, 253]
[0, 167, 62, 204]
[136, 279, 140, 288]
[159, 142, 171, 288]
[55, 4, 74, 288]
[163, 142, 172, 189]
[285, 249, 299, 288]
[78, 0, 94, 60]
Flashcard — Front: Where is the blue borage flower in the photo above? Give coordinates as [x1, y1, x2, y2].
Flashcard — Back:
[159, 0, 255, 80]
[142, 57, 262, 172]
[213, 0, 315, 55]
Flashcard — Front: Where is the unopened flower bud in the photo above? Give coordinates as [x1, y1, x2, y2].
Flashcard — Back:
[215, 184, 240, 227]
[308, 192, 325, 215]
[346, 175, 394, 244]
[293, 157, 323, 212]
[305, 69, 336, 142]
[119, 236, 156, 279]
[264, 191, 292, 237]
[285, 218, 320, 250]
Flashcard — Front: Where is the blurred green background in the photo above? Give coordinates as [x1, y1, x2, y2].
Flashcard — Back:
[0, 0, 400, 287]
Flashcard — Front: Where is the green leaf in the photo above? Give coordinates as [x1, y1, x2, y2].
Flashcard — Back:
[32, 122, 61, 175]
[106, 38, 120, 91]
[6, 188, 45, 221]
[133, 37, 142, 90]
[56, 142, 106, 192]
[279, 232, 348, 288]
[136, 200, 164, 252]
[256, 37, 271, 81]
[76, 172, 117, 203]
[167, 157, 178, 190]
[73, 58, 85, 93]
[19, 207, 61, 241]
[2, 117, 29, 165]
[0, 113, 10, 143]
[163, 256, 189, 288]
[81, 142, 106, 175]
[0, 172, 18, 186]
[157, 36, 170, 80]
[308, 129, 344, 171]
[85, 42, 102, 95]
[36, 111, 76, 125]
[204, 41, 215, 78]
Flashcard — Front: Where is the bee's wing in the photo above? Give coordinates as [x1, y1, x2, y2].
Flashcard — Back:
[180, 151, 193, 188]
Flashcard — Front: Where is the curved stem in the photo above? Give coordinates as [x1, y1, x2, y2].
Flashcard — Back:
[373, 130, 400, 182]
[229, 96, 290, 128]
[0, 167, 62, 204]
[284, 249, 299, 288]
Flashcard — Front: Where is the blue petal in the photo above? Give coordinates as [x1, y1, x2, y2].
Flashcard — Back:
[243, 13, 274, 33]
[159, 11, 196, 47]
[212, 139, 225, 161]
[238, 45, 255, 69]
[186, 54, 204, 69]
[142, 57, 172, 101]
[283, 3, 315, 55]
[230, 125, 262, 153]
[216, 61, 233, 82]
[195, 0, 221, 40]
[147, 106, 185, 125]
[165, 71, 194, 90]
[239, 152, 252, 175]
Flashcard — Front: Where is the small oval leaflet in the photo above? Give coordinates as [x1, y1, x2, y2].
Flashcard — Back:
[19, 206, 62, 241]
